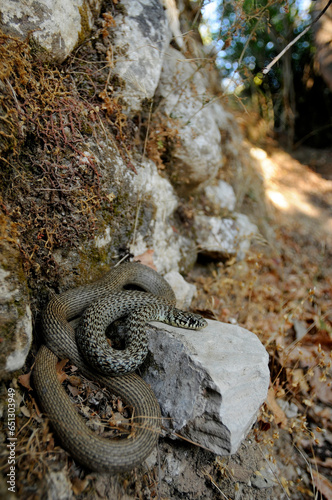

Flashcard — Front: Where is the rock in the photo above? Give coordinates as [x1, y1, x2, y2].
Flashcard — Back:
[164, 271, 197, 309]
[42, 138, 198, 277]
[195, 213, 258, 260]
[204, 180, 236, 211]
[156, 47, 224, 193]
[0, 0, 102, 63]
[109, 152, 197, 273]
[293, 319, 307, 340]
[250, 460, 279, 489]
[95, 227, 112, 249]
[162, 0, 184, 48]
[111, 0, 172, 113]
[0, 231, 32, 375]
[163, 452, 186, 484]
[1, 2, 255, 294]
[277, 398, 298, 419]
[46, 471, 73, 500]
[142, 319, 269, 456]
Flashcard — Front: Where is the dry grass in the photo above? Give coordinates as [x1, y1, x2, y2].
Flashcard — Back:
[189, 142, 332, 499]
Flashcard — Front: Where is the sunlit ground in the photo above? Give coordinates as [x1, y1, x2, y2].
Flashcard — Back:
[249, 145, 332, 244]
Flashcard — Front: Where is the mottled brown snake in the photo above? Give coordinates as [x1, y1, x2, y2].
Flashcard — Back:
[33, 262, 206, 472]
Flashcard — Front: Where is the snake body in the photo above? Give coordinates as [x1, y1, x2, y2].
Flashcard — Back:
[33, 262, 207, 472]
[76, 290, 207, 374]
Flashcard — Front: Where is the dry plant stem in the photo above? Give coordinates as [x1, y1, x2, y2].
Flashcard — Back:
[132, 197, 141, 249]
[142, 99, 154, 161]
[202, 469, 230, 500]
[263, 0, 332, 74]
[258, 443, 292, 499]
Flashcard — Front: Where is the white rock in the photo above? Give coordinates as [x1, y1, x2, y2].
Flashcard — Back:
[205, 180, 236, 211]
[1, 0, 102, 62]
[277, 398, 299, 419]
[157, 47, 224, 191]
[162, 0, 184, 48]
[234, 214, 258, 259]
[250, 460, 279, 489]
[0, 268, 12, 301]
[46, 471, 74, 500]
[77, 139, 197, 273]
[143, 319, 269, 455]
[111, 0, 172, 113]
[122, 158, 195, 273]
[94, 227, 112, 249]
[5, 305, 32, 372]
[0, 265, 32, 373]
[195, 213, 257, 260]
[164, 271, 197, 309]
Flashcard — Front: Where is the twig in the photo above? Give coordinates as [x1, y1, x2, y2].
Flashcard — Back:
[257, 443, 292, 499]
[263, 0, 332, 75]
[142, 99, 154, 161]
[202, 468, 230, 499]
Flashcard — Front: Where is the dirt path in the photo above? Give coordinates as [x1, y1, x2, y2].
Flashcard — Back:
[249, 145, 332, 248]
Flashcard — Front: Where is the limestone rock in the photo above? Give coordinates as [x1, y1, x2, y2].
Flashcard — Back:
[128, 158, 196, 272]
[142, 319, 269, 455]
[46, 471, 74, 500]
[162, 0, 184, 48]
[204, 180, 236, 211]
[45, 137, 197, 277]
[111, 0, 172, 113]
[164, 271, 197, 309]
[97, 144, 197, 273]
[0, 236, 32, 375]
[250, 460, 279, 489]
[195, 213, 258, 260]
[0, 0, 102, 63]
[157, 47, 224, 193]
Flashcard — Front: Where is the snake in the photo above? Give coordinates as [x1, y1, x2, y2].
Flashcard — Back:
[33, 262, 207, 473]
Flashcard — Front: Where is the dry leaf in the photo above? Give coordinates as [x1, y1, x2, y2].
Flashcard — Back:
[312, 470, 332, 500]
[68, 385, 80, 397]
[68, 375, 82, 387]
[292, 368, 310, 393]
[310, 367, 332, 405]
[18, 372, 33, 391]
[31, 396, 42, 420]
[56, 359, 69, 384]
[71, 477, 89, 495]
[20, 405, 31, 418]
[266, 387, 288, 428]
[133, 250, 156, 269]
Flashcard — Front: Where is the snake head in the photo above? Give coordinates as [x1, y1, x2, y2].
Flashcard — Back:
[170, 309, 208, 330]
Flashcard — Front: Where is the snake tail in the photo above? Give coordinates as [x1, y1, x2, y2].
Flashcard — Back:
[33, 345, 161, 472]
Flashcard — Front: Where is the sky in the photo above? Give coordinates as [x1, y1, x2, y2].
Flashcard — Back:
[201, 0, 312, 28]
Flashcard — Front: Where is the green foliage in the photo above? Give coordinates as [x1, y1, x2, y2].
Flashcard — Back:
[203, 0, 332, 147]
[210, 0, 309, 80]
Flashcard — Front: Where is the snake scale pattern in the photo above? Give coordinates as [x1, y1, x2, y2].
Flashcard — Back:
[33, 262, 207, 472]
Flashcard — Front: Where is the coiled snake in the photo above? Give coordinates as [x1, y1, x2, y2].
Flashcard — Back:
[33, 262, 207, 472]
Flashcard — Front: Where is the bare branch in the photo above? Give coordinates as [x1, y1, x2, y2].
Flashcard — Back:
[262, 0, 332, 75]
